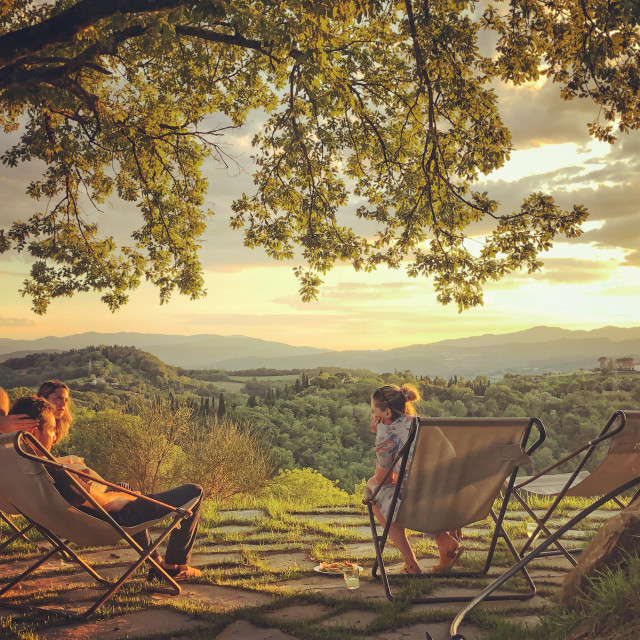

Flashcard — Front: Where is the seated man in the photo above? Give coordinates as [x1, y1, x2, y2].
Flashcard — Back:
[9, 396, 203, 582]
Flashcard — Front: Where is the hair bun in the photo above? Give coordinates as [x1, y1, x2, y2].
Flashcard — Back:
[401, 385, 419, 402]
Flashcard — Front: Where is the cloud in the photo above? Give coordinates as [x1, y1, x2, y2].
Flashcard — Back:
[494, 80, 597, 150]
[581, 215, 640, 260]
[173, 312, 326, 327]
[0, 316, 36, 327]
[599, 284, 640, 296]
[272, 279, 424, 311]
[527, 258, 616, 284]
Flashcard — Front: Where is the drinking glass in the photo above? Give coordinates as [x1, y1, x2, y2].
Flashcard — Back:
[343, 566, 360, 589]
[526, 522, 539, 547]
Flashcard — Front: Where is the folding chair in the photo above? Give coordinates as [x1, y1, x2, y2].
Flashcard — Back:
[364, 416, 545, 607]
[513, 409, 640, 565]
[0, 506, 39, 552]
[448, 411, 640, 640]
[0, 431, 198, 619]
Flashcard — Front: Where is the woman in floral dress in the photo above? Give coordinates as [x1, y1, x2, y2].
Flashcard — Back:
[366, 383, 463, 574]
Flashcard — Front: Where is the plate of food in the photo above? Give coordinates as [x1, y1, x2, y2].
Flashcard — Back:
[313, 560, 363, 575]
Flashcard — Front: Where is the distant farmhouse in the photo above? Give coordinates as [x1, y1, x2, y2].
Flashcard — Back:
[597, 356, 637, 372]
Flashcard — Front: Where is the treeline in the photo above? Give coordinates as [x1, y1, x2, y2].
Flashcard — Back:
[0, 345, 221, 398]
[230, 369, 640, 490]
[2, 346, 639, 493]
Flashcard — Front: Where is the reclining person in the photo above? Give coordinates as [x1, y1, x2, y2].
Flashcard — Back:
[9, 396, 203, 582]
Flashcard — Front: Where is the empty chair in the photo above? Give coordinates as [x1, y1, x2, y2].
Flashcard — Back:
[447, 411, 640, 639]
[513, 410, 640, 564]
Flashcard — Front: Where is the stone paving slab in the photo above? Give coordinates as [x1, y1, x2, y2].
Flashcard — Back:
[314, 507, 361, 513]
[301, 514, 369, 524]
[218, 509, 266, 520]
[78, 547, 140, 564]
[189, 551, 244, 567]
[370, 621, 483, 640]
[151, 583, 273, 610]
[216, 620, 299, 639]
[275, 575, 387, 600]
[215, 525, 256, 534]
[407, 588, 549, 615]
[263, 603, 333, 622]
[319, 609, 378, 628]
[341, 542, 377, 556]
[41, 608, 205, 639]
[260, 551, 316, 570]
[57, 586, 105, 603]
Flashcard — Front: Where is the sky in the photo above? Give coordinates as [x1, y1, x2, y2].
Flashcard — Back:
[1, 77, 639, 351]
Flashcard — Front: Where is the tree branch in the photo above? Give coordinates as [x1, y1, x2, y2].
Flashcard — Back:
[0, 0, 185, 66]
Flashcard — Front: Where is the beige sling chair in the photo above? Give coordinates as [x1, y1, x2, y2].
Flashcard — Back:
[513, 409, 640, 565]
[444, 411, 640, 640]
[0, 431, 198, 619]
[0, 505, 39, 552]
[364, 415, 546, 613]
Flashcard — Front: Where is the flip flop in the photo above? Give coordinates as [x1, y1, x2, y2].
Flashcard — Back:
[432, 545, 465, 573]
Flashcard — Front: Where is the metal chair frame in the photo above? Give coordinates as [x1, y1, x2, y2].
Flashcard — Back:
[444, 475, 640, 640]
[0, 432, 194, 620]
[0, 510, 39, 552]
[514, 410, 640, 565]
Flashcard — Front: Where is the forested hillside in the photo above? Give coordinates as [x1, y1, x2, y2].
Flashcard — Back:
[2, 347, 639, 492]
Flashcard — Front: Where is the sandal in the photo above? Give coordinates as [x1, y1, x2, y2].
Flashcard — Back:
[432, 545, 465, 573]
[147, 561, 201, 583]
[449, 529, 463, 543]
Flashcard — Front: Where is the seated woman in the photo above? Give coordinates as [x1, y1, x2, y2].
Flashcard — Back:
[9, 396, 203, 582]
[36, 379, 73, 443]
[366, 384, 464, 574]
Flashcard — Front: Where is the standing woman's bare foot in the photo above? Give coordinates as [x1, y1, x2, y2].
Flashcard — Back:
[401, 562, 422, 575]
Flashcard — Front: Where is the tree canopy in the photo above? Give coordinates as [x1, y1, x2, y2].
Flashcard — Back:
[1, 0, 638, 313]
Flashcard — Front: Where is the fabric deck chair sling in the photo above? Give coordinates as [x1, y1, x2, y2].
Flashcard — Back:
[443, 409, 640, 640]
[0, 430, 198, 619]
[364, 416, 545, 607]
[513, 409, 640, 565]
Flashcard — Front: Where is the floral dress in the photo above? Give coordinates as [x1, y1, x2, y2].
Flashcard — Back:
[371, 413, 415, 522]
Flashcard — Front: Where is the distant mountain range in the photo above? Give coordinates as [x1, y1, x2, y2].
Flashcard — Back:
[0, 326, 639, 378]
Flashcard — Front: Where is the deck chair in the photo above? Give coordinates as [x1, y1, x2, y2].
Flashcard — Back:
[444, 423, 640, 640]
[0, 431, 198, 619]
[0, 506, 39, 552]
[513, 409, 640, 565]
[364, 416, 545, 606]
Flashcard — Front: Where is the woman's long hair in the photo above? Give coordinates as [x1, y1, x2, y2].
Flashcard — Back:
[371, 383, 420, 419]
[37, 379, 72, 443]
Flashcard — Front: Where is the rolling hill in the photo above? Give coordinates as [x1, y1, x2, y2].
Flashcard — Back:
[0, 326, 638, 378]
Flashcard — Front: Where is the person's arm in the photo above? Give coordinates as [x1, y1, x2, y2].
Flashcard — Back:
[367, 423, 396, 489]
[86, 486, 139, 512]
[0, 414, 39, 434]
[61, 462, 139, 511]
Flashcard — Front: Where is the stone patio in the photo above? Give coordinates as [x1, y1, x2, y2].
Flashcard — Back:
[0, 504, 609, 640]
